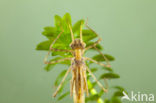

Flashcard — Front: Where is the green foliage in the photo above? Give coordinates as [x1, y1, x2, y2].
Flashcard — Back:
[36, 13, 126, 103]
[100, 73, 120, 79]
[36, 40, 52, 50]
[86, 42, 102, 50]
[101, 67, 113, 72]
[92, 54, 115, 62]
[72, 20, 84, 33]
[44, 57, 70, 71]
[54, 70, 67, 86]
[57, 91, 70, 101]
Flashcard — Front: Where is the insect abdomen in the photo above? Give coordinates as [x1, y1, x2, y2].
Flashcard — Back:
[73, 66, 85, 103]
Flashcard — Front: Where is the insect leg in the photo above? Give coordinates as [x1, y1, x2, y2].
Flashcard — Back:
[44, 30, 63, 63]
[85, 21, 110, 68]
[80, 66, 84, 97]
[82, 67, 89, 96]
[93, 46, 111, 67]
[75, 67, 79, 96]
[84, 57, 110, 68]
[50, 48, 72, 52]
[80, 22, 83, 42]
[44, 29, 72, 64]
[70, 71, 75, 97]
[86, 66, 107, 92]
[84, 20, 102, 51]
[85, 38, 101, 51]
[44, 57, 71, 64]
[53, 66, 72, 97]
[85, 18, 101, 38]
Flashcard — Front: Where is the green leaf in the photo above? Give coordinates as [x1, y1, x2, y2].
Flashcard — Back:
[57, 91, 70, 101]
[51, 50, 72, 58]
[113, 91, 124, 97]
[101, 67, 113, 72]
[57, 79, 69, 95]
[42, 26, 57, 39]
[87, 80, 93, 89]
[86, 94, 99, 102]
[90, 82, 97, 88]
[100, 73, 120, 79]
[72, 20, 84, 33]
[55, 15, 62, 28]
[44, 63, 56, 71]
[92, 54, 115, 62]
[82, 29, 97, 42]
[55, 32, 72, 49]
[113, 86, 125, 91]
[98, 90, 104, 97]
[36, 40, 51, 50]
[97, 98, 104, 103]
[104, 99, 110, 103]
[62, 13, 71, 32]
[63, 13, 71, 25]
[113, 86, 128, 96]
[55, 70, 67, 86]
[111, 97, 121, 103]
[53, 41, 68, 49]
[90, 68, 98, 72]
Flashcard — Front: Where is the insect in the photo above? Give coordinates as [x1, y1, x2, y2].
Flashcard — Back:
[44, 20, 111, 103]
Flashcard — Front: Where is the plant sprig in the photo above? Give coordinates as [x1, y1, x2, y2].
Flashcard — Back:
[36, 13, 126, 103]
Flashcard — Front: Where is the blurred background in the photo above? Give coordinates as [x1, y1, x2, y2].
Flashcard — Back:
[0, 0, 156, 103]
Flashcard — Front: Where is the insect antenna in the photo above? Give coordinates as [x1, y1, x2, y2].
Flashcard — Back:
[80, 22, 83, 42]
[68, 23, 74, 42]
